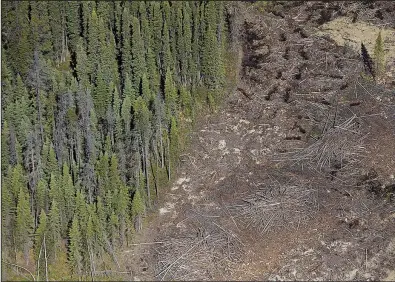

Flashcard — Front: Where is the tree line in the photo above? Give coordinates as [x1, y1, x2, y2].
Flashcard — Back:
[1, 1, 230, 279]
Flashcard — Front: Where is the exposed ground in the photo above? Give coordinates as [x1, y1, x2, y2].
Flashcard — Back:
[121, 1, 395, 281]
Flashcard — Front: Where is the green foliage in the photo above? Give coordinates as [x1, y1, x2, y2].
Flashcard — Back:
[1, 1, 231, 278]
[374, 31, 385, 78]
[15, 187, 34, 258]
[164, 69, 178, 124]
[68, 215, 82, 276]
[131, 189, 145, 218]
[48, 200, 61, 260]
[35, 209, 47, 279]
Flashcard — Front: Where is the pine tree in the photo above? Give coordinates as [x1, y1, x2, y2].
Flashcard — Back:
[76, 39, 90, 87]
[109, 155, 122, 189]
[134, 96, 152, 204]
[48, 200, 61, 261]
[88, 9, 100, 81]
[182, 4, 193, 85]
[62, 164, 75, 223]
[2, 1, 33, 77]
[35, 209, 47, 280]
[116, 184, 130, 246]
[131, 16, 146, 92]
[121, 95, 133, 138]
[30, 1, 53, 56]
[191, 2, 200, 86]
[2, 121, 11, 172]
[15, 187, 34, 264]
[374, 31, 385, 78]
[139, 1, 150, 51]
[170, 116, 180, 167]
[180, 86, 193, 118]
[108, 211, 119, 247]
[141, 73, 153, 103]
[96, 152, 109, 198]
[46, 144, 59, 177]
[48, 2, 67, 64]
[36, 179, 48, 217]
[164, 68, 178, 124]
[146, 47, 160, 97]
[201, 2, 224, 90]
[93, 66, 110, 119]
[68, 215, 82, 276]
[121, 6, 132, 82]
[11, 164, 27, 204]
[65, 1, 80, 53]
[131, 188, 145, 231]
[161, 20, 174, 75]
[151, 2, 163, 58]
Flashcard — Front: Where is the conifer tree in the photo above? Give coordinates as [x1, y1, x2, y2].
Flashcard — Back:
[121, 6, 132, 82]
[108, 211, 119, 247]
[30, 1, 53, 56]
[139, 1, 150, 51]
[93, 66, 110, 119]
[48, 200, 61, 260]
[36, 179, 48, 217]
[2, 121, 10, 172]
[131, 188, 145, 231]
[62, 164, 75, 223]
[161, 20, 174, 75]
[374, 31, 385, 78]
[68, 215, 82, 276]
[182, 4, 193, 85]
[66, 1, 80, 53]
[35, 209, 47, 280]
[131, 16, 146, 92]
[151, 2, 163, 58]
[2, 1, 32, 77]
[88, 9, 100, 81]
[134, 96, 152, 204]
[164, 69, 178, 124]
[48, 2, 67, 64]
[16, 187, 34, 264]
[76, 39, 90, 87]
[146, 47, 160, 97]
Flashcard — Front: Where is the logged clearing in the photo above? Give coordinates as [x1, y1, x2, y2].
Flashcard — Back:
[121, 1, 395, 281]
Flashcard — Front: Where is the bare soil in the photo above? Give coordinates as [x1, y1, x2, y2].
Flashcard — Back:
[121, 1, 395, 281]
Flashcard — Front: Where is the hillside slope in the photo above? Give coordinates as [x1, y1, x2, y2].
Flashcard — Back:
[124, 1, 395, 280]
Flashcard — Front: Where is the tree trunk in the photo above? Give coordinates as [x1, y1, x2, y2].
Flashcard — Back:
[144, 143, 151, 207]
[160, 124, 164, 168]
[167, 135, 171, 181]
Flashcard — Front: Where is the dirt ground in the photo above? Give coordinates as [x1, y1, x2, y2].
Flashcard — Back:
[121, 1, 395, 281]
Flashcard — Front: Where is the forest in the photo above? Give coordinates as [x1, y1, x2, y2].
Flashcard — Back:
[1, 1, 233, 279]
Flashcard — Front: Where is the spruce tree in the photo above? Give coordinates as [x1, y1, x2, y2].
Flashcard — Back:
[131, 188, 145, 231]
[164, 68, 178, 124]
[131, 16, 146, 92]
[36, 179, 48, 217]
[62, 164, 75, 223]
[374, 31, 385, 78]
[48, 200, 61, 261]
[68, 215, 82, 276]
[16, 187, 34, 264]
[1, 121, 10, 172]
[65, 1, 80, 53]
[87, 9, 100, 81]
[30, 1, 53, 56]
[35, 209, 47, 280]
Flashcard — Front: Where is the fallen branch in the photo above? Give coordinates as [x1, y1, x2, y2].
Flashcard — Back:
[2, 260, 36, 281]
[156, 235, 211, 281]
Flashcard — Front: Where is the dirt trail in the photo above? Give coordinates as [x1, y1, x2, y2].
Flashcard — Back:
[124, 2, 395, 281]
